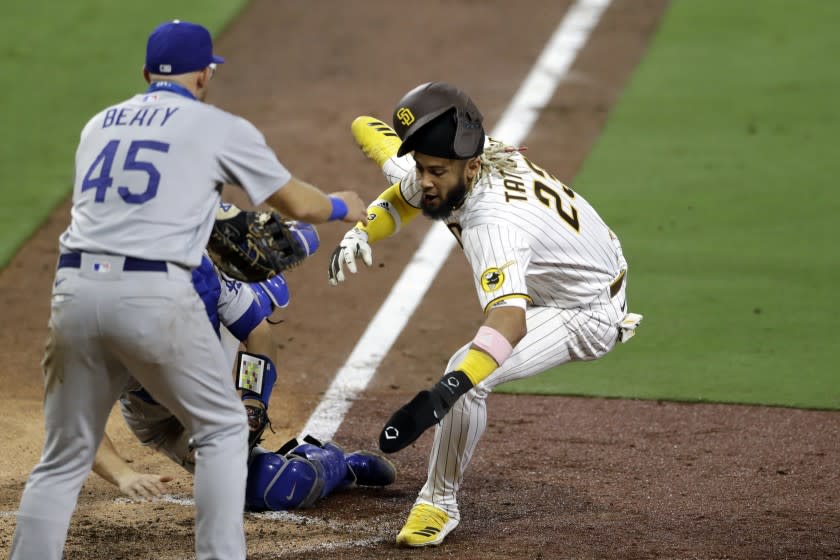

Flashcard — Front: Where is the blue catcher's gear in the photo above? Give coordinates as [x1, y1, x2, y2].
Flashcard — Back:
[245, 435, 396, 511]
[279, 435, 350, 498]
[282, 435, 397, 490]
[236, 352, 277, 409]
[250, 273, 290, 314]
[191, 255, 223, 335]
[346, 451, 397, 487]
[236, 352, 277, 450]
[245, 449, 322, 510]
[248, 221, 317, 319]
[288, 221, 320, 257]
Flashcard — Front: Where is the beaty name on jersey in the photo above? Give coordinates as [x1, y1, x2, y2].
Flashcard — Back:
[101, 107, 179, 128]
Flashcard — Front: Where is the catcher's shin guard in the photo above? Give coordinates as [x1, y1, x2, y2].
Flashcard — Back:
[280, 435, 350, 499]
[245, 449, 322, 511]
[345, 451, 396, 487]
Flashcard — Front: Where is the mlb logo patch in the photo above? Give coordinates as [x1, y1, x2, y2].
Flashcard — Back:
[92, 262, 111, 273]
[159, 64, 172, 73]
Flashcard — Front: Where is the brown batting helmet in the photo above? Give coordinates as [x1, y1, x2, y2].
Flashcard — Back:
[392, 82, 485, 159]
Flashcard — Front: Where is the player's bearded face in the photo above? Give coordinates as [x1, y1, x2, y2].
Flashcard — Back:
[415, 154, 473, 221]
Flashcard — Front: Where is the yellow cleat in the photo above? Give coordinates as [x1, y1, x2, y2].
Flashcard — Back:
[396, 503, 459, 547]
[351, 116, 402, 169]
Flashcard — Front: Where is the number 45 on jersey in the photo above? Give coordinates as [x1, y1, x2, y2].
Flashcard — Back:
[81, 140, 169, 204]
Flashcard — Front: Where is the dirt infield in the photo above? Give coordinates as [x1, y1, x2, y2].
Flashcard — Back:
[2, 1, 839, 558]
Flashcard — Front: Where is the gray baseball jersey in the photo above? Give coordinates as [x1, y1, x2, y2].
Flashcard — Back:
[61, 86, 290, 267]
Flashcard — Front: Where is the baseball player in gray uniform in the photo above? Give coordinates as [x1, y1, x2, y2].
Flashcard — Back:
[10, 20, 366, 560]
[330, 82, 642, 547]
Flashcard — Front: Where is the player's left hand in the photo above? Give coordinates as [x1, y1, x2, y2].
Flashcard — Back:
[116, 471, 174, 501]
[328, 227, 373, 286]
[378, 371, 474, 453]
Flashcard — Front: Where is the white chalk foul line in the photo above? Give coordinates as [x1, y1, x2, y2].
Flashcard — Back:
[301, 0, 613, 442]
[113, 494, 388, 531]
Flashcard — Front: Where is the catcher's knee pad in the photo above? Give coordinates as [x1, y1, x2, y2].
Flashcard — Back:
[278, 435, 350, 498]
[245, 449, 322, 511]
[345, 451, 397, 487]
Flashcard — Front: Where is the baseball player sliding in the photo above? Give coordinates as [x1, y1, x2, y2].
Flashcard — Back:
[93, 213, 396, 507]
[10, 20, 366, 560]
[329, 82, 643, 547]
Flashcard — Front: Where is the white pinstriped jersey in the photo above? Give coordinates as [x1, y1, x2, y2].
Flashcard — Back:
[397, 144, 624, 310]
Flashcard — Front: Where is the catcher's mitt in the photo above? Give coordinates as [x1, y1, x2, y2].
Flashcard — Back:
[208, 205, 315, 282]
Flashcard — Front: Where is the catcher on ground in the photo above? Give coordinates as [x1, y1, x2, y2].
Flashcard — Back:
[93, 204, 396, 507]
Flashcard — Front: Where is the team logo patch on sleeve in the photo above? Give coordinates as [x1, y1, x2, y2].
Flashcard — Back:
[481, 268, 504, 292]
[480, 260, 515, 293]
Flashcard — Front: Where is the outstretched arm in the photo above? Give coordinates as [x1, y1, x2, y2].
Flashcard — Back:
[265, 177, 368, 225]
[93, 432, 173, 500]
[357, 182, 422, 244]
[328, 182, 421, 285]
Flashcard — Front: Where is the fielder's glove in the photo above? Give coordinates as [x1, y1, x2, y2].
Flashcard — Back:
[328, 227, 373, 286]
[208, 205, 313, 283]
[378, 371, 473, 454]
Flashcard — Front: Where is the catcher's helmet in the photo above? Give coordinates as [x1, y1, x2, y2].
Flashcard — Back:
[392, 82, 484, 159]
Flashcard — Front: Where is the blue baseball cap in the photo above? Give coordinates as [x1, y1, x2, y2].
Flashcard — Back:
[145, 20, 224, 75]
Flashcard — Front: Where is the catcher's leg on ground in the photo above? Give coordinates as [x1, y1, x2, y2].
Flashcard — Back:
[119, 392, 197, 472]
[11, 273, 127, 560]
[113, 273, 248, 560]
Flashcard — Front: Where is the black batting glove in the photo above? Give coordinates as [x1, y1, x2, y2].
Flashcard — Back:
[378, 371, 474, 454]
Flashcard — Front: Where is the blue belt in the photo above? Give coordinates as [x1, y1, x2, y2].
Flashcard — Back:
[58, 252, 168, 272]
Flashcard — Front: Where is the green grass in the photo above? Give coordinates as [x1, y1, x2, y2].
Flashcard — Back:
[499, 0, 840, 409]
[0, 1, 246, 265]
